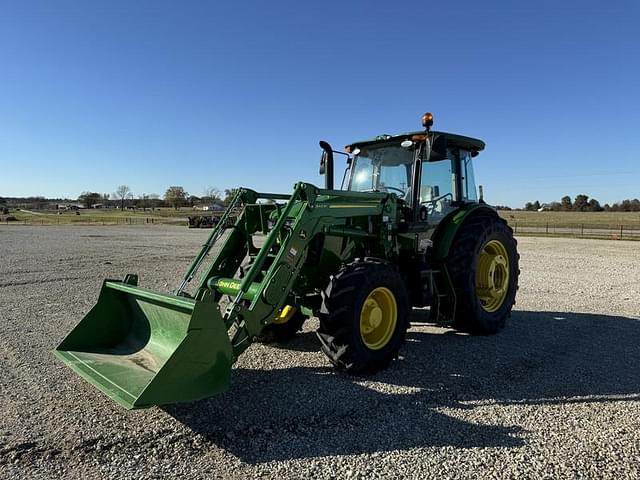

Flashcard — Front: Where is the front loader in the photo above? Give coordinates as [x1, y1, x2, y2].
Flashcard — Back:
[55, 113, 519, 409]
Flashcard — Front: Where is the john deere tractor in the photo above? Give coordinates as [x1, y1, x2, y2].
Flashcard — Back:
[55, 113, 519, 409]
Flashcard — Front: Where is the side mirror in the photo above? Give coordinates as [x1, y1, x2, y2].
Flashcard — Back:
[319, 151, 328, 175]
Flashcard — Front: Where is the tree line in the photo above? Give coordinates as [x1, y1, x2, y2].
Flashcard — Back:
[2, 186, 240, 211]
[522, 194, 640, 212]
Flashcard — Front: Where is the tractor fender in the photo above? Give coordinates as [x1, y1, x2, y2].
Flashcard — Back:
[431, 203, 498, 260]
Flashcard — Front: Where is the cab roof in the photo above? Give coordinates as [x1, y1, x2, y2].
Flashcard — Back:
[346, 130, 486, 155]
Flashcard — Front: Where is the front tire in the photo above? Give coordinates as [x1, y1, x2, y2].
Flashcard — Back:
[317, 258, 410, 373]
[446, 214, 519, 334]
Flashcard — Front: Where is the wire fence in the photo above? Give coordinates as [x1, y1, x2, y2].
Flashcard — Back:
[512, 223, 640, 240]
[4, 216, 640, 240]
[3, 216, 187, 226]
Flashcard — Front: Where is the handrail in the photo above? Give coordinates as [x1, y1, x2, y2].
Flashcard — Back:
[223, 184, 305, 319]
[175, 189, 244, 295]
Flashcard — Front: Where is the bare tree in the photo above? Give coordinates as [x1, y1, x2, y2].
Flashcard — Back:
[138, 193, 149, 211]
[164, 186, 188, 210]
[147, 193, 161, 210]
[223, 188, 239, 205]
[78, 192, 102, 208]
[113, 185, 132, 210]
[202, 186, 222, 204]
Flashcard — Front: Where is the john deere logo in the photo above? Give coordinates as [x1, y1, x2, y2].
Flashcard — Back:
[218, 280, 241, 290]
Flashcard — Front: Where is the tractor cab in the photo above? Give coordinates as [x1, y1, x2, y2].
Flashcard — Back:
[333, 113, 485, 225]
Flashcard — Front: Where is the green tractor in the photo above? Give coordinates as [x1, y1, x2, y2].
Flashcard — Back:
[55, 113, 519, 409]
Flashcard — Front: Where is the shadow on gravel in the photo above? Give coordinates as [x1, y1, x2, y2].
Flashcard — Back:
[164, 310, 640, 463]
[263, 331, 322, 352]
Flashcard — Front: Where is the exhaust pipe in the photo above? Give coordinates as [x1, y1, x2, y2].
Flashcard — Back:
[319, 140, 334, 190]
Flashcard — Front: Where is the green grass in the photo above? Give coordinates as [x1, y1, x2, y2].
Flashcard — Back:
[1, 207, 211, 225]
[498, 211, 640, 229]
[4, 207, 640, 237]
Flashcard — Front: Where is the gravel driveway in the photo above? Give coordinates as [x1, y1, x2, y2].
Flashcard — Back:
[1, 225, 639, 479]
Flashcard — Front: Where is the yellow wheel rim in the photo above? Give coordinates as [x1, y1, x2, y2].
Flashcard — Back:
[359, 287, 397, 350]
[476, 239, 510, 313]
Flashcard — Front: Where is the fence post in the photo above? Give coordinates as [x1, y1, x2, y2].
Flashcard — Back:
[581, 224, 584, 236]
[546, 222, 549, 234]
[620, 225, 623, 239]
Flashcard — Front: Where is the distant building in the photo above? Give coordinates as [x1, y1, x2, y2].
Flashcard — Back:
[57, 204, 83, 211]
[200, 204, 225, 212]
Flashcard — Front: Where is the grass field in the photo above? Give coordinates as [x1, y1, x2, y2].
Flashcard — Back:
[1, 207, 203, 225]
[3, 207, 640, 235]
[498, 210, 640, 228]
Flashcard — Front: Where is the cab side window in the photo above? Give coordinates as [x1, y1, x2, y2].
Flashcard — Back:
[420, 159, 456, 222]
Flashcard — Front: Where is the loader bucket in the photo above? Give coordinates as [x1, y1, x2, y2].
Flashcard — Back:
[54, 280, 233, 409]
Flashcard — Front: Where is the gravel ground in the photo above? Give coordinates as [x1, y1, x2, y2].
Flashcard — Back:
[1, 225, 639, 479]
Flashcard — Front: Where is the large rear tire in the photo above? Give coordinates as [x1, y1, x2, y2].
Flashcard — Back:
[445, 214, 519, 334]
[317, 258, 410, 373]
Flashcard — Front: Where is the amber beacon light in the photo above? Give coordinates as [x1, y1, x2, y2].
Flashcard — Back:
[421, 112, 434, 131]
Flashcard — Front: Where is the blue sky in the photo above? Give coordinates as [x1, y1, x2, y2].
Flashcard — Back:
[1, 0, 638, 207]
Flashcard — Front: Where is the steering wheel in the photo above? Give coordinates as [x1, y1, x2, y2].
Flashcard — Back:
[380, 186, 406, 196]
[360, 186, 406, 196]
[430, 192, 453, 204]
[422, 193, 453, 215]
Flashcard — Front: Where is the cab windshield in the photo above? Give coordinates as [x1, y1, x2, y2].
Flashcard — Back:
[349, 144, 414, 199]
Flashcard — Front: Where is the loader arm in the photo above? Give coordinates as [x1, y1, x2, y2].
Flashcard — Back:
[55, 182, 393, 408]
[198, 182, 392, 358]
